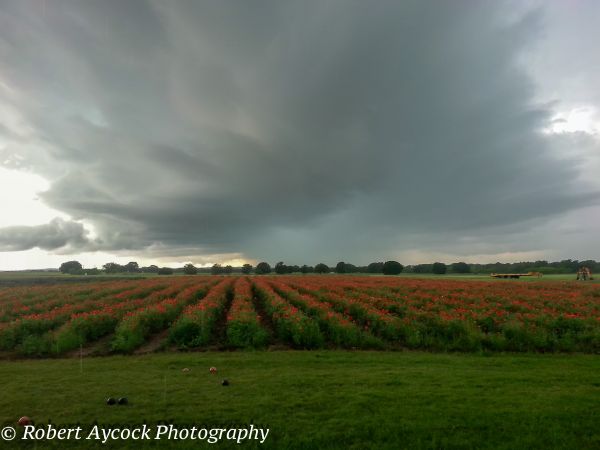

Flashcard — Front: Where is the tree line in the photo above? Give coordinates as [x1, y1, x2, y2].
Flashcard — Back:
[59, 259, 600, 276]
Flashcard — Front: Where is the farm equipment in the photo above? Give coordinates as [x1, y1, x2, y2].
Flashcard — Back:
[576, 267, 593, 281]
[490, 272, 542, 279]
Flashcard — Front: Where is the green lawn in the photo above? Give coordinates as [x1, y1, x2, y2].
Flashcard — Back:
[0, 351, 598, 449]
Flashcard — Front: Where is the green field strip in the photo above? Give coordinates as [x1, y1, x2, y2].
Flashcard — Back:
[0, 352, 599, 449]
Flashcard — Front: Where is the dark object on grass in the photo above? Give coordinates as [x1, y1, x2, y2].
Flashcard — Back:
[18, 416, 31, 426]
[106, 397, 116, 405]
[118, 397, 128, 405]
[221, 379, 229, 386]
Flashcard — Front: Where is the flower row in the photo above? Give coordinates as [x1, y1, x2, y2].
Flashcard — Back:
[112, 280, 215, 353]
[253, 279, 323, 348]
[269, 281, 379, 348]
[169, 279, 233, 347]
[225, 278, 269, 348]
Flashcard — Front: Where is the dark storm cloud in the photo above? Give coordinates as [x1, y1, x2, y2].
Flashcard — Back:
[0, 218, 91, 252]
[0, 0, 598, 261]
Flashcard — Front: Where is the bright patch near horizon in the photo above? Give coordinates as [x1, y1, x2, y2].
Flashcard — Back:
[547, 107, 600, 134]
[0, 167, 66, 227]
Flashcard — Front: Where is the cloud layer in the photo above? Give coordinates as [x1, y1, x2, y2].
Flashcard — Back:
[0, 218, 91, 252]
[0, 1, 599, 264]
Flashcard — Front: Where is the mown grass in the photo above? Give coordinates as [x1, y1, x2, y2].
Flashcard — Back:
[0, 351, 598, 449]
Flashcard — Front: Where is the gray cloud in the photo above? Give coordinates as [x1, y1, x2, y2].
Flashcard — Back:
[0, 218, 92, 252]
[0, 0, 599, 263]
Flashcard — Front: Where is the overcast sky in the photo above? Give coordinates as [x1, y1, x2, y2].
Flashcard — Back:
[0, 0, 599, 270]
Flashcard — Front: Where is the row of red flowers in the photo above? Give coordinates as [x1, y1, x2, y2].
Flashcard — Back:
[269, 281, 379, 348]
[225, 278, 269, 348]
[112, 279, 216, 353]
[252, 279, 323, 348]
[169, 278, 233, 347]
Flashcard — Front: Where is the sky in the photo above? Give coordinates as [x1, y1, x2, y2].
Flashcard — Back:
[0, 0, 599, 270]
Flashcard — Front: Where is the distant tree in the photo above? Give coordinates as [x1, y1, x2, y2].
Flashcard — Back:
[382, 261, 404, 275]
[224, 265, 233, 275]
[314, 263, 330, 274]
[255, 262, 272, 274]
[124, 261, 139, 273]
[344, 263, 357, 273]
[275, 261, 287, 274]
[183, 263, 198, 275]
[300, 265, 313, 274]
[141, 265, 159, 273]
[84, 268, 100, 275]
[158, 267, 174, 275]
[288, 265, 300, 273]
[335, 262, 347, 274]
[367, 262, 384, 273]
[412, 264, 433, 273]
[451, 262, 470, 273]
[241, 264, 253, 274]
[59, 260, 83, 275]
[432, 262, 447, 274]
[211, 264, 223, 275]
[103, 262, 124, 274]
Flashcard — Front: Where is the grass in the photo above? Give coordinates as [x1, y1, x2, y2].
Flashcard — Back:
[0, 351, 598, 449]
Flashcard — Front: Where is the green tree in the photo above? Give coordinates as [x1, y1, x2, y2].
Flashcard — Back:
[224, 265, 233, 275]
[451, 262, 470, 273]
[183, 263, 198, 275]
[432, 262, 447, 274]
[158, 267, 173, 275]
[124, 261, 139, 273]
[314, 263, 330, 274]
[103, 262, 124, 274]
[59, 261, 83, 275]
[367, 262, 384, 273]
[241, 264, 253, 274]
[344, 263, 357, 273]
[382, 261, 403, 275]
[412, 264, 433, 273]
[300, 265, 313, 274]
[275, 261, 287, 274]
[211, 264, 223, 275]
[255, 262, 272, 274]
[335, 262, 347, 274]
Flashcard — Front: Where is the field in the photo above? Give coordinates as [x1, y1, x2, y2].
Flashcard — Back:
[1, 275, 599, 448]
[0, 275, 599, 357]
[1, 351, 599, 449]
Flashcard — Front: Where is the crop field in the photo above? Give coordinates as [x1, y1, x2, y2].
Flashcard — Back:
[1, 275, 599, 449]
[1, 276, 599, 358]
